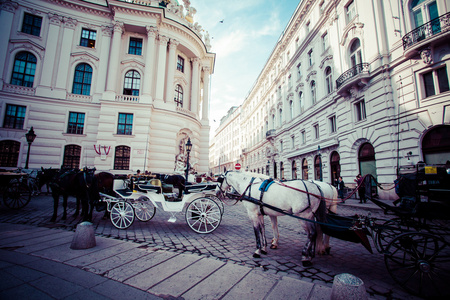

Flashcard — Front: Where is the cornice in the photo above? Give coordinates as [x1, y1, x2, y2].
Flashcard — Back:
[71, 51, 99, 61]
[45, 0, 111, 18]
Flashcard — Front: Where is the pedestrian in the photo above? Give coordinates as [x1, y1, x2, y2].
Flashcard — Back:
[355, 174, 366, 203]
[336, 176, 345, 201]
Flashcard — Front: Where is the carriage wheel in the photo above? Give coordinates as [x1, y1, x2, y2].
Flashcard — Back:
[375, 218, 419, 253]
[384, 232, 450, 298]
[186, 197, 221, 234]
[110, 201, 134, 229]
[204, 195, 225, 216]
[134, 198, 156, 222]
[3, 180, 32, 209]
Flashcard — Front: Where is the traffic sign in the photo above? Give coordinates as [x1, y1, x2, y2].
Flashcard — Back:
[235, 163, 241, 170]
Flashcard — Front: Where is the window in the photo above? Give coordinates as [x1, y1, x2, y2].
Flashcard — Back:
[311, 80, 316, 104]
[346, 0, 356, 23]
[301, 130, 306, 144]
[174, 84, 183, 107]
[422, 66, 449, 98]
[0, 140, 20, 167]
[114, 146, 131, 170]
[279, 109, 283, 127]
[80, 28, 96, 48]
[117, 113, 133, 135]
[315, 155, 322, 181]
[350, 39, 362, 67]
[292, 160, 297, 179]
[302, 158, 308, 180]
[177, 56, 184, 72]
[308, 49, 313, 67]
[290, 100, 294, 119]
[62, 145, 81, 169]
[67, 112, 85, 134]
[128, 37, 143, 55]
[288, 75, 292, 88]
[322, 32, 329, 52]
[21, 13, 42, 36]
[297, 63, 302, 79]
[325, 67, 333, 94]
[72, 63, 92, 95]
[329, 115, 336, 133]
[355, 99, 367, 122]
[280, 141, 283, 152]
[299, 91, 304, 113]
[123, 70, 140, 96]
[412, 0, 439, 33]
[314, 124, 319, 139]
[11, 52, 36, 87]
[291, 136, 295, 149]
[3, 104, 26, 129]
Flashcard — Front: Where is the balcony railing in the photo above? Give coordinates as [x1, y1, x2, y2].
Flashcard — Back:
[336, 63, 369, 90]
[115, 95, 140, 102]
[266, 129, 276, 138]
[403, 12, 450, 50]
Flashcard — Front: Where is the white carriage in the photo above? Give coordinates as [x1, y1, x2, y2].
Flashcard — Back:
[99, 176, 223, 233]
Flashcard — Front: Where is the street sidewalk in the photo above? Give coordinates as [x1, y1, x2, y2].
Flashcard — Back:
[0, 223, 338, 300]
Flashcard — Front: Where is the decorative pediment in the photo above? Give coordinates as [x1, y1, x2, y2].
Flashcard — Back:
[305, 71, 317, 82]
[71, 51, 99, 61]
[295, 83, 304, 92]
[319, 55, 333, 69]
[121, 58, 145, 68]
[340, 21, 364, 46]
[9, 39, 45, 60]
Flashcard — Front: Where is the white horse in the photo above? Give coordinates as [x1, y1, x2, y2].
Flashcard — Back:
[216, 171, 338, 266]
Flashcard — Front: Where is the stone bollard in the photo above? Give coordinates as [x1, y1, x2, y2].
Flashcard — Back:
[330, 273, 368, 300]
[70, 221, 96, 250]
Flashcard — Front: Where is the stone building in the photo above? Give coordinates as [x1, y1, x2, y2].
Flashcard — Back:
[211, 0, 449, 199]
[0, 0, 214, 175]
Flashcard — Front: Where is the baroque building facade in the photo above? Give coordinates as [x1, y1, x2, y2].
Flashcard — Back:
[211, 0, 449, 199]
[0, 0, 214, 175]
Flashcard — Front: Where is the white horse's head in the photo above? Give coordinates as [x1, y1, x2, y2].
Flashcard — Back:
[215, 171, 269, 200]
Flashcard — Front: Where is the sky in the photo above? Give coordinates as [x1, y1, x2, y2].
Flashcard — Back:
[192, 0, 301, 137]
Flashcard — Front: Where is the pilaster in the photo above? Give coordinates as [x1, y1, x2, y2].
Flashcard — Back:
[166, 39, 179, 104]
[141, 26, 158, 103]
[155, 35, 169, 102]
[104, 21, 124, 100]
[190, 58, 200, 113]
[202, 66, 210, 121]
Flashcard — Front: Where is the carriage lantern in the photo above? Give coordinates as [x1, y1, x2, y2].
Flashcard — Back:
[185, 138, 192, 183]
[25, 127, 36, 169]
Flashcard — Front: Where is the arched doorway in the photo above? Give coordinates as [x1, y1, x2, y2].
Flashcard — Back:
[422, 125, 450, 164]
[292, 160, 297, 179]
[330, 151, 340, 185]
[359, 142, 377, 195]
[314, 155, 322, 181]
[302, 158, 308, 180]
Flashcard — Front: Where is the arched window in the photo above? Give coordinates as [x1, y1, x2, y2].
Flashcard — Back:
[292, 160, 297, 179]
[123, 70, 140, 96]
[422, 125, 450, 164]
[358, 142, 377, 179]
[350, 39, 362, 67]
[11, 51, 37, 87]
[330, 151, 341, 185]
[174, 84, 183, 107]
[302, 158, 308, 180]
[62, 145, 81, 169]
[325, 67, 333, 94]
[0, 140, 20, 167]
[114, 145, 131, 170]
[72, 63, 92, 95]
[272, 114, 276, 129]
[290, 100, 294, 120]
[314, 155, 322, 181]
[299, 91, 304, 113]
[311, 80, 316, 104]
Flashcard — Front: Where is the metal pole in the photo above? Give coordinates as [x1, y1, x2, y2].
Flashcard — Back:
[185, 152, 190, 185]
[25, 142, 31, 169]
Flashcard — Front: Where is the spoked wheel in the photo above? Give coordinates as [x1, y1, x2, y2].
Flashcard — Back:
[384, 232, 450, 298]
[110, 201, 135, 229]
[186, 197, 222, 233]
[134, 198, 156, 222]
[204, 195, 225, 216]
[376, 218, 419, 253]
[3, 180, 32, 209]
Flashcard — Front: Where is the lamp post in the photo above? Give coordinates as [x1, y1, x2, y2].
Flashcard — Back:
[185, 138, 192, 183]
[25, 127, 36, 169]
[318, 145, 323, 182]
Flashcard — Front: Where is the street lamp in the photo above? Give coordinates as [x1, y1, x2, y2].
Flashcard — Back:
[185, 138, 192, 183]
[25, 127, 36, 169]
[317, 145, 323, 182]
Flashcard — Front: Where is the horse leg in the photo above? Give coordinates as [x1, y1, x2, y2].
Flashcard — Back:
[269, 215, 279, 249]
[73, 197, 80, 217]
[301, 221, 317, 267]
[50, 193, 59, 222]
[62, 195, 68, 220]
[251, 214, 267, 258]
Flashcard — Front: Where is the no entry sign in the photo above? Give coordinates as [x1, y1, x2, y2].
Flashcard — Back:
[235, 163, 241, 170]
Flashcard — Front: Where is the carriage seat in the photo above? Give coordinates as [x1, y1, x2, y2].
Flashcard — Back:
[137, 179, 162, 194]
[184, 183, 217, 194]
[113, 179, 133, 197]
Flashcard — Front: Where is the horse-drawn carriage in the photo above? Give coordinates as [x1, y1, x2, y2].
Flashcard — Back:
[215, 164, 450, 298]
[98, 174, 223, 233]
[0, 170, 32, 209]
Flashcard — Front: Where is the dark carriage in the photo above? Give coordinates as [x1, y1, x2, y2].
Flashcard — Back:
[0, 170, 32, 209]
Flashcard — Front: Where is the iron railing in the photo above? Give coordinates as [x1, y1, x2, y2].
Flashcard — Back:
[336, 63, 369, 90]
[403, 12, 450, 50]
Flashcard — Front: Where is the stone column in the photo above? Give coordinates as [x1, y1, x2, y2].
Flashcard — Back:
[190, 58, 200, 113]
[39, 14, 62, 89]
[0, 1, 17, 89]
[142, 26, 157, 101]
[96, 26, 112, 95]
[155, 35, 169, 102]
[202, 66, 210, 121]
[105, 21, 124, 98]
[166, 39, 179, 103]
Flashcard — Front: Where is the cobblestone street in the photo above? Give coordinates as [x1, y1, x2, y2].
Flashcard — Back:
[0, 193, 420, 299]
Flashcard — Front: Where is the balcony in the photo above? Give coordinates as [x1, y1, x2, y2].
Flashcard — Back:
[266, 129, 276, 139]
[403, 12, 450, 58]
[336, 63, 370, 97]
[115, 95, 140, 102]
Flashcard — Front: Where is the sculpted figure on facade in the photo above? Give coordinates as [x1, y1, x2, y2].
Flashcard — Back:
[420, 49, 433, 65]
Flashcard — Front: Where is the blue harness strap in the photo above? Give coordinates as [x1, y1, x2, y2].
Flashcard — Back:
[259, 179, 274, 192]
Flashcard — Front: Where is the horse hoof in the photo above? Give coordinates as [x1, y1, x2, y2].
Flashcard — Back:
[270, 245, 278, 249]
[253, 253, 261, 258]
[261, 250, 267, 255]
[302, 260, 313, 267]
